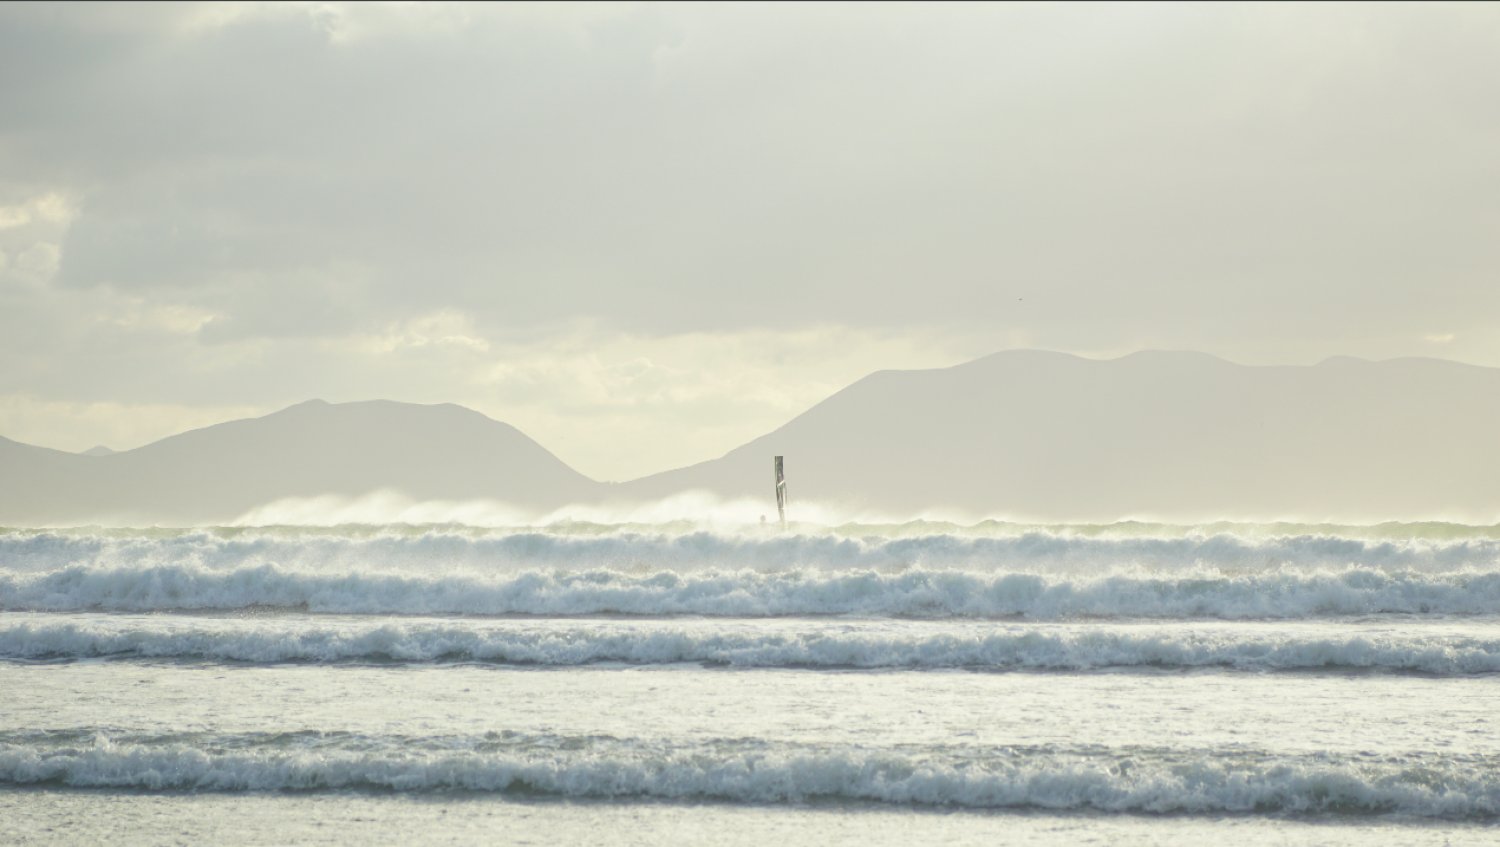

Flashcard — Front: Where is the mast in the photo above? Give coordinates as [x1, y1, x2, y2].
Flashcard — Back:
[773, 455, 787, 530]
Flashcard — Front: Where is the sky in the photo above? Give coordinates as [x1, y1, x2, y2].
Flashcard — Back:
[1, 1, 1497, 480]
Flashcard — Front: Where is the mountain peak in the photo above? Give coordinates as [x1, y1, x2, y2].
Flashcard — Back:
[626, 349, 1500, 521]
[0, 399, 598, 525]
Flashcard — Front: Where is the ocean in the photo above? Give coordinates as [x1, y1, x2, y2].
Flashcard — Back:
[2, 521, 1499, 844]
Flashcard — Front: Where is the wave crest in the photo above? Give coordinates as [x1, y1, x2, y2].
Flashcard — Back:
[6, 563, 1500, 619]
[2, 732, 1496, 817]
[5, 618, 1500, 673]
[5, 528, 1500, 574]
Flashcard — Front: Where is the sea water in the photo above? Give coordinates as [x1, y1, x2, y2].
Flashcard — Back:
[2, 523, 1498, 844]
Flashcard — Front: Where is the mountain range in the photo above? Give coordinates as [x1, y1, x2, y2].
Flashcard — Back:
[6, 350, 1500, 525]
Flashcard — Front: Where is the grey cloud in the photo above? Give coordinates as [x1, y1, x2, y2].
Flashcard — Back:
[1, 2, 1498, 422]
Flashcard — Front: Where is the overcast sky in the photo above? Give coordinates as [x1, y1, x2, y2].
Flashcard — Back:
[1, 2, 1497, 479]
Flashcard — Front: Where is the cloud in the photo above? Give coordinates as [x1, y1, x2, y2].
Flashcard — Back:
[0, 395, 265, 453]
[3, 2, 1496, 345]
[329, 321, 992, 479]
[0, 190, 77, 288]
[351, 310, 492, 355]
[14, 242, 60, 278]
[0, 318, 989, 480]
[3, 3, 1500, 479]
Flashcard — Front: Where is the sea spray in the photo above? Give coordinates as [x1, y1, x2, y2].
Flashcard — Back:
[4, 528, 1500, 575]
[7, 562, 1500, 619]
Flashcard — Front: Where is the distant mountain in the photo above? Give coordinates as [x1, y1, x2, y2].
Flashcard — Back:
[9, 352, 1500, 526]
[0, 400, 600, 525]
[621, 350, 1500, 522]
[80, 445, 115, 457]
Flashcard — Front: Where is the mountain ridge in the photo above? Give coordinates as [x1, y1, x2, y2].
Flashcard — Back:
[0, 398, 597, 525]
[619, 349, 1500, 521]
[6, 350, 1500, 524]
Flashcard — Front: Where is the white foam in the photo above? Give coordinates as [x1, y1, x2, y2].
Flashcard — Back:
[6, 529, 1500, 619]
[1, 733, 1495, 817]
[4, 618, 1499, 674]
[5, 562, 1500, 619]
[4, 528, 1499, 575]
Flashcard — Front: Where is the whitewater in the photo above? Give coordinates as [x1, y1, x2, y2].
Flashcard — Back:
[4, 522, 1500, 845]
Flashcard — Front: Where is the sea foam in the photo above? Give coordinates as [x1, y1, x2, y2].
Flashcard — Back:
[7, 528, 1500, 619]
[4, 528, 1500, 574]
[5, 562, 1500, 619]
[1, 732, 1495, 818]
[4, 617, 1500, 673]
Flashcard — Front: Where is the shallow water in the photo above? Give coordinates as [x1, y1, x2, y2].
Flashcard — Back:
[3, 791, 1493, 846]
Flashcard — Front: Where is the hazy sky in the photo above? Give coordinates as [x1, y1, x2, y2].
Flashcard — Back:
[2, 2, 1497, 479]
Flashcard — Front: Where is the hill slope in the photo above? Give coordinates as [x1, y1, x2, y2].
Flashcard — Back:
[9, 352, 1500, 525]
[0, 400, 600, 525]
[622, 350, 1500, 521]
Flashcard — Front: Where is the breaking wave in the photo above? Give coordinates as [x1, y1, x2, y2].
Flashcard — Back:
[1, 731, 1495, 818]
[6, 563, 1500, 619]
[4, 528, 1500, 574]
[5, 618, 1500, 673]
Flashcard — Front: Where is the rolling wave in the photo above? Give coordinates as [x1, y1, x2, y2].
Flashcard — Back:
[4, 617, 1500, 673]
[4, 528, 1500, 575]
[5, 562, 1500, 619]
[1, 731, 1495, 817]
